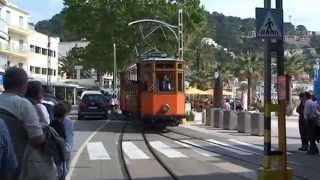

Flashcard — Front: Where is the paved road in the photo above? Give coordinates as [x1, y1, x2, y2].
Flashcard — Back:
[67, 111, 319, 180]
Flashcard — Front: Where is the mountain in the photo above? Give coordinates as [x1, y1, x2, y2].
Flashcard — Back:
[35, 12, 80, 41]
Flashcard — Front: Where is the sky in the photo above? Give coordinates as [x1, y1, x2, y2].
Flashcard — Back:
[12, 0, 320, 31]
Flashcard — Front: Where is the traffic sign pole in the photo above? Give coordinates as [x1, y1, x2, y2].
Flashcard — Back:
[257, 0, 293, 179]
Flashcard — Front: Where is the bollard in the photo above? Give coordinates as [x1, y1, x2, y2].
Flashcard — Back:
[223, 110, 238, 130]
[251, 113, 264, 136]
[213, 108, 223, 128]
[202, 109, 206, 124]
[205, 108, 213, 126]
[237, 111, 251, 133]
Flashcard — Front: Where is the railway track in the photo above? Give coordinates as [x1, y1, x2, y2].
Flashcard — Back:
[158, 129, 311, 180]
[118, 123, 179, 180]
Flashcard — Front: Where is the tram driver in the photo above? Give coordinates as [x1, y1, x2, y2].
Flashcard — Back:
[159, 74, 172, 91]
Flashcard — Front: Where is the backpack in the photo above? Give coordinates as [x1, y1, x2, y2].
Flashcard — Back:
[0, 108, 28, 178]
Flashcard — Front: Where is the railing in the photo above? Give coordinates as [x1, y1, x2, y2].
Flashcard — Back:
[0, 41, 29, 54]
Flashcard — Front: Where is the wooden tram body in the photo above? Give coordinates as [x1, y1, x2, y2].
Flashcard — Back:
[120, 55, 185, 127]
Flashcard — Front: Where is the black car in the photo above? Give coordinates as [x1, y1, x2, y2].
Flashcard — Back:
[78, 91, 111, 120]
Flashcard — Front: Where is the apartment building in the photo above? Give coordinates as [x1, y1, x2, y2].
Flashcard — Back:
[0, 0, 59, 83]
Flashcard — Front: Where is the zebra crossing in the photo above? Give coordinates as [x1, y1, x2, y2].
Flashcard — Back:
[86, 138, 267, 161]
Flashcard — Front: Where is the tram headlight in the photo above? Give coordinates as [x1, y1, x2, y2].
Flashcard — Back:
[161, 104, 170, 113]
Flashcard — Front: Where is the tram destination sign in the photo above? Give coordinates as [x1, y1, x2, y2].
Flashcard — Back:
[256, 8, 283, 39]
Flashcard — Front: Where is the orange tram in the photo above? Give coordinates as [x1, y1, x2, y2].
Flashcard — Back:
[120, 53, 185, 127]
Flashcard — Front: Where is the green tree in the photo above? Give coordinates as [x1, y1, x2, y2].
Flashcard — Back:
[63, 0, 207, 74]
[59, 47, 85, 79]
[285, 55, 306, 115]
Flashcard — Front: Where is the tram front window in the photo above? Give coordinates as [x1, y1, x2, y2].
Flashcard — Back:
[157, 73, 174, 91]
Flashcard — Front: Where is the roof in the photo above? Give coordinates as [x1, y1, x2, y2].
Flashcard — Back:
[141, 57, 181, 61]
[80, 91, 103, 99]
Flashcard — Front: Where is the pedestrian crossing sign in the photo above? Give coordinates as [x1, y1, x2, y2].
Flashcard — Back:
[256, 8, 283, 39]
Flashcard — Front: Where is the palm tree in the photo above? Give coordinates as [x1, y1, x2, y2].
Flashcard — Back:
[285, 55, 305, 115]
[234, 52, 263, 108]
[59, 47, 85, 79]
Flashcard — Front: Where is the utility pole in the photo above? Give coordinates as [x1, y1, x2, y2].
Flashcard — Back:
[178, 9, 183, 60]
[113, 43, 117, 97]
[47, 36, 51, 87]
[257, 0, 293, 179]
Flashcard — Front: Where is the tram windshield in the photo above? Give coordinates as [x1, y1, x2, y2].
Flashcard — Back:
[157, 72, 175, 91]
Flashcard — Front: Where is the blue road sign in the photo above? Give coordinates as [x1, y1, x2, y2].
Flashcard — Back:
[256, 8, 283, 39]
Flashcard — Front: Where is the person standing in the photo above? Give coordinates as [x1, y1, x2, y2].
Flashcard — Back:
[0, 67, 45, 178]
[63, 102, 74, 174]
[297, 92, 308, 151]
[26, 81, 51, 126]
[304, 92, 319, 155]
[0, 119, 17, 180]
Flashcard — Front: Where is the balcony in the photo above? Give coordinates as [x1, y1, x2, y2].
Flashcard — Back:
[0, 41, 29, 59]
[0, 19, 8, 40]
[8, 24, 31, 36]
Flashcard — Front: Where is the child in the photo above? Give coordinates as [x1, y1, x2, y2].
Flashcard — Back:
[62, 102, 74, 173]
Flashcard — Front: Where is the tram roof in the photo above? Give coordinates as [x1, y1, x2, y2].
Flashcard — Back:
[141, 57, 183, 62]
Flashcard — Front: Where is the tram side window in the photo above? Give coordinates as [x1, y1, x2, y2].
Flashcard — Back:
[178, 73, 183, 91]
[157, 72, 175, 91]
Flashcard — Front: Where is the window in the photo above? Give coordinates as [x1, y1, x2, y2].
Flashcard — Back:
[178, 73, 183, 91]
[48, 69, 53, 75]
[6, 11, 10, 24]
[19, 16, 24, 27]
[42, 48, 47, 55]
[42, 68, 47, 75]
[19, 40, 24, 51]
[30, 45, 35, 52]
[35, 46, 40, 54]
[178, 63, 183, 69]
[18, 63, 23, 68]
[35, 67, 40, 74]
[156, 72, 175, 92]
[53, 70, 56, 76]
[30, 66, 35, 73]
[48, 50, 53, 57]
[53, 51, 56, 57]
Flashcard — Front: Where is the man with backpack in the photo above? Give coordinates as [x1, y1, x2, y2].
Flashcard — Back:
[0, 67, 46, 178]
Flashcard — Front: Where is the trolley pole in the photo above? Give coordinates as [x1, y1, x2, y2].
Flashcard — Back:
[257, 0, 293, 179]
[113, 43, 117, 97]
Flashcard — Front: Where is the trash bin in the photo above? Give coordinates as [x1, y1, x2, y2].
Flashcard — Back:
[213, 108, 223, 128]
[223, 111, 238, 130]
[251, 113, 264, 136]
[237, 111, 251, 133]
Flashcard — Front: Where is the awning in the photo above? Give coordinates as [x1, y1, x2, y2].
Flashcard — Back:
[185, 87, 208, 95]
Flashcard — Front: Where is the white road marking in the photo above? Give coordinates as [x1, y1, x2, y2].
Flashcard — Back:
[175, 140, 219, 157]
[206, 139, 254, 156]
[87, 142, 111, 160]
[150, 141, 187, 158]
[66, 120, 110, 180]
[123, 142, 150, 160]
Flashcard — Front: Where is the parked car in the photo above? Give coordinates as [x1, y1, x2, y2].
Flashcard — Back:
[78, 91, 111, 120]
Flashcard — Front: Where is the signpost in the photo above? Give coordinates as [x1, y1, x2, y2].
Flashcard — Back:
[256, 8, 283, 39]
[256, 1, 293, 180]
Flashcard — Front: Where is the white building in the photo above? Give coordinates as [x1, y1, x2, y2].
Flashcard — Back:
[0, 0, 59, 83]
[59, 41, 114, 89]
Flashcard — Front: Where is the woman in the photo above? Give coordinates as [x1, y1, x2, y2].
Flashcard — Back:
[25, 81, 51, 125]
